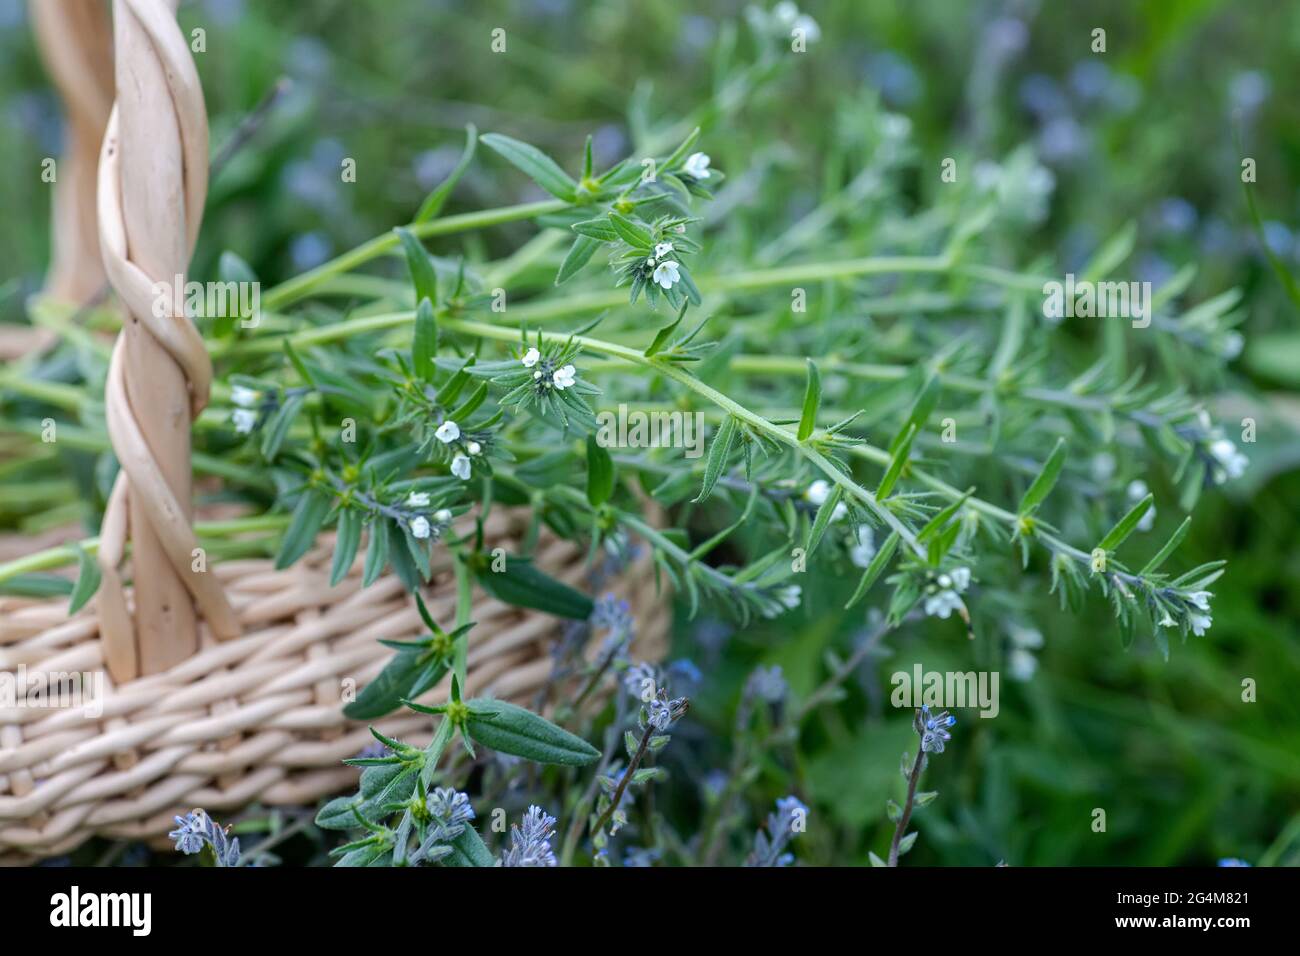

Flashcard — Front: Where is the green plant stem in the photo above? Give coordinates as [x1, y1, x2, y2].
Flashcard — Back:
[590, 722, 654, 840]
[888, 743, 926, 866]
[0, 513, 290, 585]
[260, 200, 568, 311]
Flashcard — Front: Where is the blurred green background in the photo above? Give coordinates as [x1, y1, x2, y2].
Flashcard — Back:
[1, 0, 1298, 866]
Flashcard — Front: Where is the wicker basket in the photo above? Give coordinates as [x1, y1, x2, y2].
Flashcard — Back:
[0, 512, 667, 862]
[0, 0, 669, 862]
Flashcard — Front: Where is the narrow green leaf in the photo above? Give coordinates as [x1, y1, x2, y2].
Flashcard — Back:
[1097, 493, 1154, 553]
[476, 556, 594, 619]
[275, 488, 331, 569]
[645, 301, 688, 357]
[395, 227, 438, 307]
[1139, 515, 1192, 576]
[875, 425, 915, 499]
[331, 507, 363, 586]
[344, 650, 431, 720]
[412, 298, 438, 383]
[362, 518, 390, 587]
[413, 124, 477, 223]
[464, 698, 600, 765]
[480, 132, 578, 201]
[608, 211, 654, 248]
[1018, 437, 1066, 516]
[556, 234, 601, 284]
[845, 531, 899, 609]
[805, 484, 841, 557]
[586, 433, 615, 507]
[693, 415, 737, 503]
[260, 392, 304, 461]
[67, 546, 101, 615]
[797, 359, 821, 441]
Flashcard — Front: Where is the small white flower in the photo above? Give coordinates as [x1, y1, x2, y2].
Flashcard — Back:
[434, 508, 453, 523]
[409, 516, 431, 539]
[553, 364, 577, 390]
[673, 224, 686, 234]
[1187, 591, 1212, 612]
[1190, 613, 1212, 637]
[451, 454, 471, 480]
[1008, 624, 1044, 649]
[792, 13, 820, 41]
[937, 573, 952, 590]
[466, 440, 482, 455]
[534, 370, 542, 380]
[654, 242, 674, 260]
[949, 567, 971, 591]
[682, 152, 711, 180]
[849, 525, 876, 569]
[436, 420, 460, 443]
[806, 479, 831, 505]
[652, 260, 680, 290]
[231, 385, 260, 408]
[773, 2, 799, 26]
[1159, 612, 1176, 627]
[779, 585, 803, 610]
[406, 491, 431, 507]
[924, 590, 963, 619]
[232, 408, 257, 434]
[522, 347, 541, 368]
[646, 257, 656, 266]
[1209, 439, 1248, 481]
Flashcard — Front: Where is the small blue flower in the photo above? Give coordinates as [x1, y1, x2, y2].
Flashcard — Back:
[915, 705, 956, 754]
[1217, 858, 1251, 867]
[426, 788, 475, 842]
[500, 805, 558, 867]
[169, 813, 207, 855]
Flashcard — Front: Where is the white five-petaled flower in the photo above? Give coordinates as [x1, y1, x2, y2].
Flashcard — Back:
[1188, 591, 1212, 612]
[1190, 614, 1212, 636]
[231, 385, 260, 408]
[451, 454, 471, 480]
[232, 408, 257, 434]
[553, 364, 576, 390]
[652, 260, 680, 290]
[949, 566, 971, 590]
[682, 152, 711, 180]
[654, 242, 674, 260]
[406, 491, 431, 507]
[924, 590, 963, 619]
[849, 525, 876, 569]
[410, 516, 431, 540]
[435, 420, 460, 444]
[434, 508, 453, 523]
[522, 347, 540, 368]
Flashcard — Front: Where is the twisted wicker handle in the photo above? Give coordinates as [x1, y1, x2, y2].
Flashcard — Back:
[96, 0, 238, 681]
[29, 0, 114, 307]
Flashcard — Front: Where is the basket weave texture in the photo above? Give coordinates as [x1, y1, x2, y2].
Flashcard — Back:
[0, 509, 667, 862]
